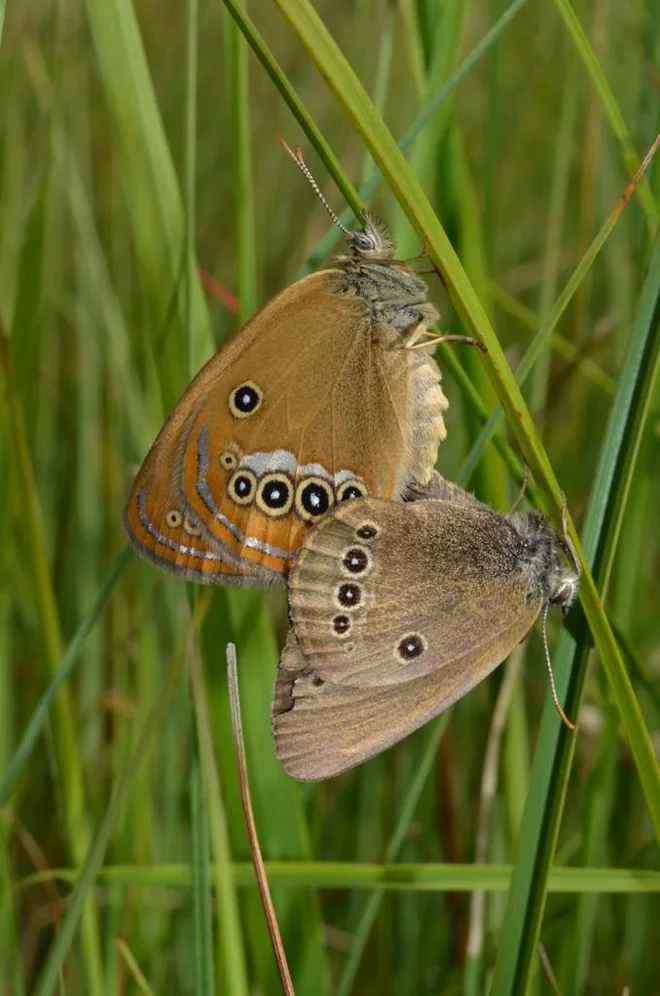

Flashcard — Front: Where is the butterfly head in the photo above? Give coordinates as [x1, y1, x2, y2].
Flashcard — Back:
[346, 211, 396, 261]
[512, 511, 580, 614]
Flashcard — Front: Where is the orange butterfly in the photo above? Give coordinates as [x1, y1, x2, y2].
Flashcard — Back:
[124, 159, 448, 585]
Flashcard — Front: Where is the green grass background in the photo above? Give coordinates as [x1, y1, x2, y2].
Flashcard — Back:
[1, 0, 659, 993]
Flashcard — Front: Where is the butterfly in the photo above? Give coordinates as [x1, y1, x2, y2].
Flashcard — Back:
[272, 473, 580, 779]
[124, 170, 449, 586]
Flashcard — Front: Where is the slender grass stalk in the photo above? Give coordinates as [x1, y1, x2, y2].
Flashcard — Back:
[191, 638, 250, 996]
[489, 283, 617, 396]
[0, 323, 103, 991]
[16, 861, 660, 895]
[84, 0, 213, 409]
[220, 0, 363, 219]
[491, 233, 660, 994]
[552, 0, 658, 234]
[529, 34, 577, 415]
[458, 137, 660, 486]
[559, 702, 619, 995]
[115, 937, 154, 996]
[0, 550, 131, 805]
[31, 603, 204, 996]
[464, 649, 523, 996]
[226, 645, 294, 995]
[223, 1, 257, 325]
[190, 726, 216, 996]
[337, 717, 450, 996]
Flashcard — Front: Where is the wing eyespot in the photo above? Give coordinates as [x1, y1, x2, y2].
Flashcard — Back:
[295, 476, 334, 522]
[228, 381, 263, 418]
[355, 522, 379, 541]
[227, 468, 257, 506]
[395, 633, 427, 664]
[165, 509, 183, 529]
[336, 478, 369, 503]
[341, 546, 371, 575]
[256, 473, 294, 518]
[182, 514, 203, 536]
[332, 613, 352, 637]
[334, 581, 363, 610]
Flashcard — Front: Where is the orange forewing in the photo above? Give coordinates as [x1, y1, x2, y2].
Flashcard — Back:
[124, 271, 418, 584]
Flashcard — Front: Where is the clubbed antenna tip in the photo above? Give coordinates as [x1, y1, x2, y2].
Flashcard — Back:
[277, 136, 352, 241]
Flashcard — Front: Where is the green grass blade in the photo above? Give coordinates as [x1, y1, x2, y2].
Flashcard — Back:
[491, 234, 660, 994]
[190, 727, 216, 996]
[0, 324, 103, 990]
[552, 0, 658, 234]
[458, 152, 656, 487]
[223, 1, 258, 324]
[19, 861, 660, 895]
[559, 703, 619, 995]
[32, 620, 191, 996]
[84, 0, 213, 407]
[0, 549, 130, 805]
[192, 643, 250, 996]
[182, 7, 217, 991]
[202, 591, 330, 994]
[221, 0, 363, 220]
[338, 717, 450, 996]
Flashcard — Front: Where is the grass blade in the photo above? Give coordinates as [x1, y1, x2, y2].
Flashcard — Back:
[491, 233, 660, 993]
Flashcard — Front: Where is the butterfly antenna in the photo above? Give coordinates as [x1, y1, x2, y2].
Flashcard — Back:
[541, 602, 575, 730]
[278, 137, 353, 240]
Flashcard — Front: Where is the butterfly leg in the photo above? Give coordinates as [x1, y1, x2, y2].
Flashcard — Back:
[406, 329, 485, 352]
[400, 238, 451, 291]
[403, 321, 433, 348]
[508, 465, 530, 514]
[401, 237, 431, 265]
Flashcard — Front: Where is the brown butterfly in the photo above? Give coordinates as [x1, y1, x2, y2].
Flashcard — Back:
[272, 474, 580, 779]
[124, 159, 449, 585]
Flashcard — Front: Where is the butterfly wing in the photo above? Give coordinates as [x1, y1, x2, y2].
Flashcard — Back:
[125, 271, 446, 584]
[273, 581, 538, 780]
[286, 497, 542, 688]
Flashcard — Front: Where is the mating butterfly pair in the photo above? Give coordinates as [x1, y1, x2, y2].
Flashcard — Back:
[124, 180, 579, 780]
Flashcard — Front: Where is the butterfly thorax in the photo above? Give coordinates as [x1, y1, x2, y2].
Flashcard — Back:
[511, 512, 579, 610]
[336, 211, 440, 334]
[328, 214, 447, 493]
[336, 258, 440, 335]
[333, 210, 440, 336]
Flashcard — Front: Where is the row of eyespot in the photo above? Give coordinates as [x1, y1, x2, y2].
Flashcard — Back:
[226, 469, 368, 522]
[324, 532, 427, 664]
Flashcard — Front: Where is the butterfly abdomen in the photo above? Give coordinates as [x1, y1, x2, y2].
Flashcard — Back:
[403, 354, 447, 492]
